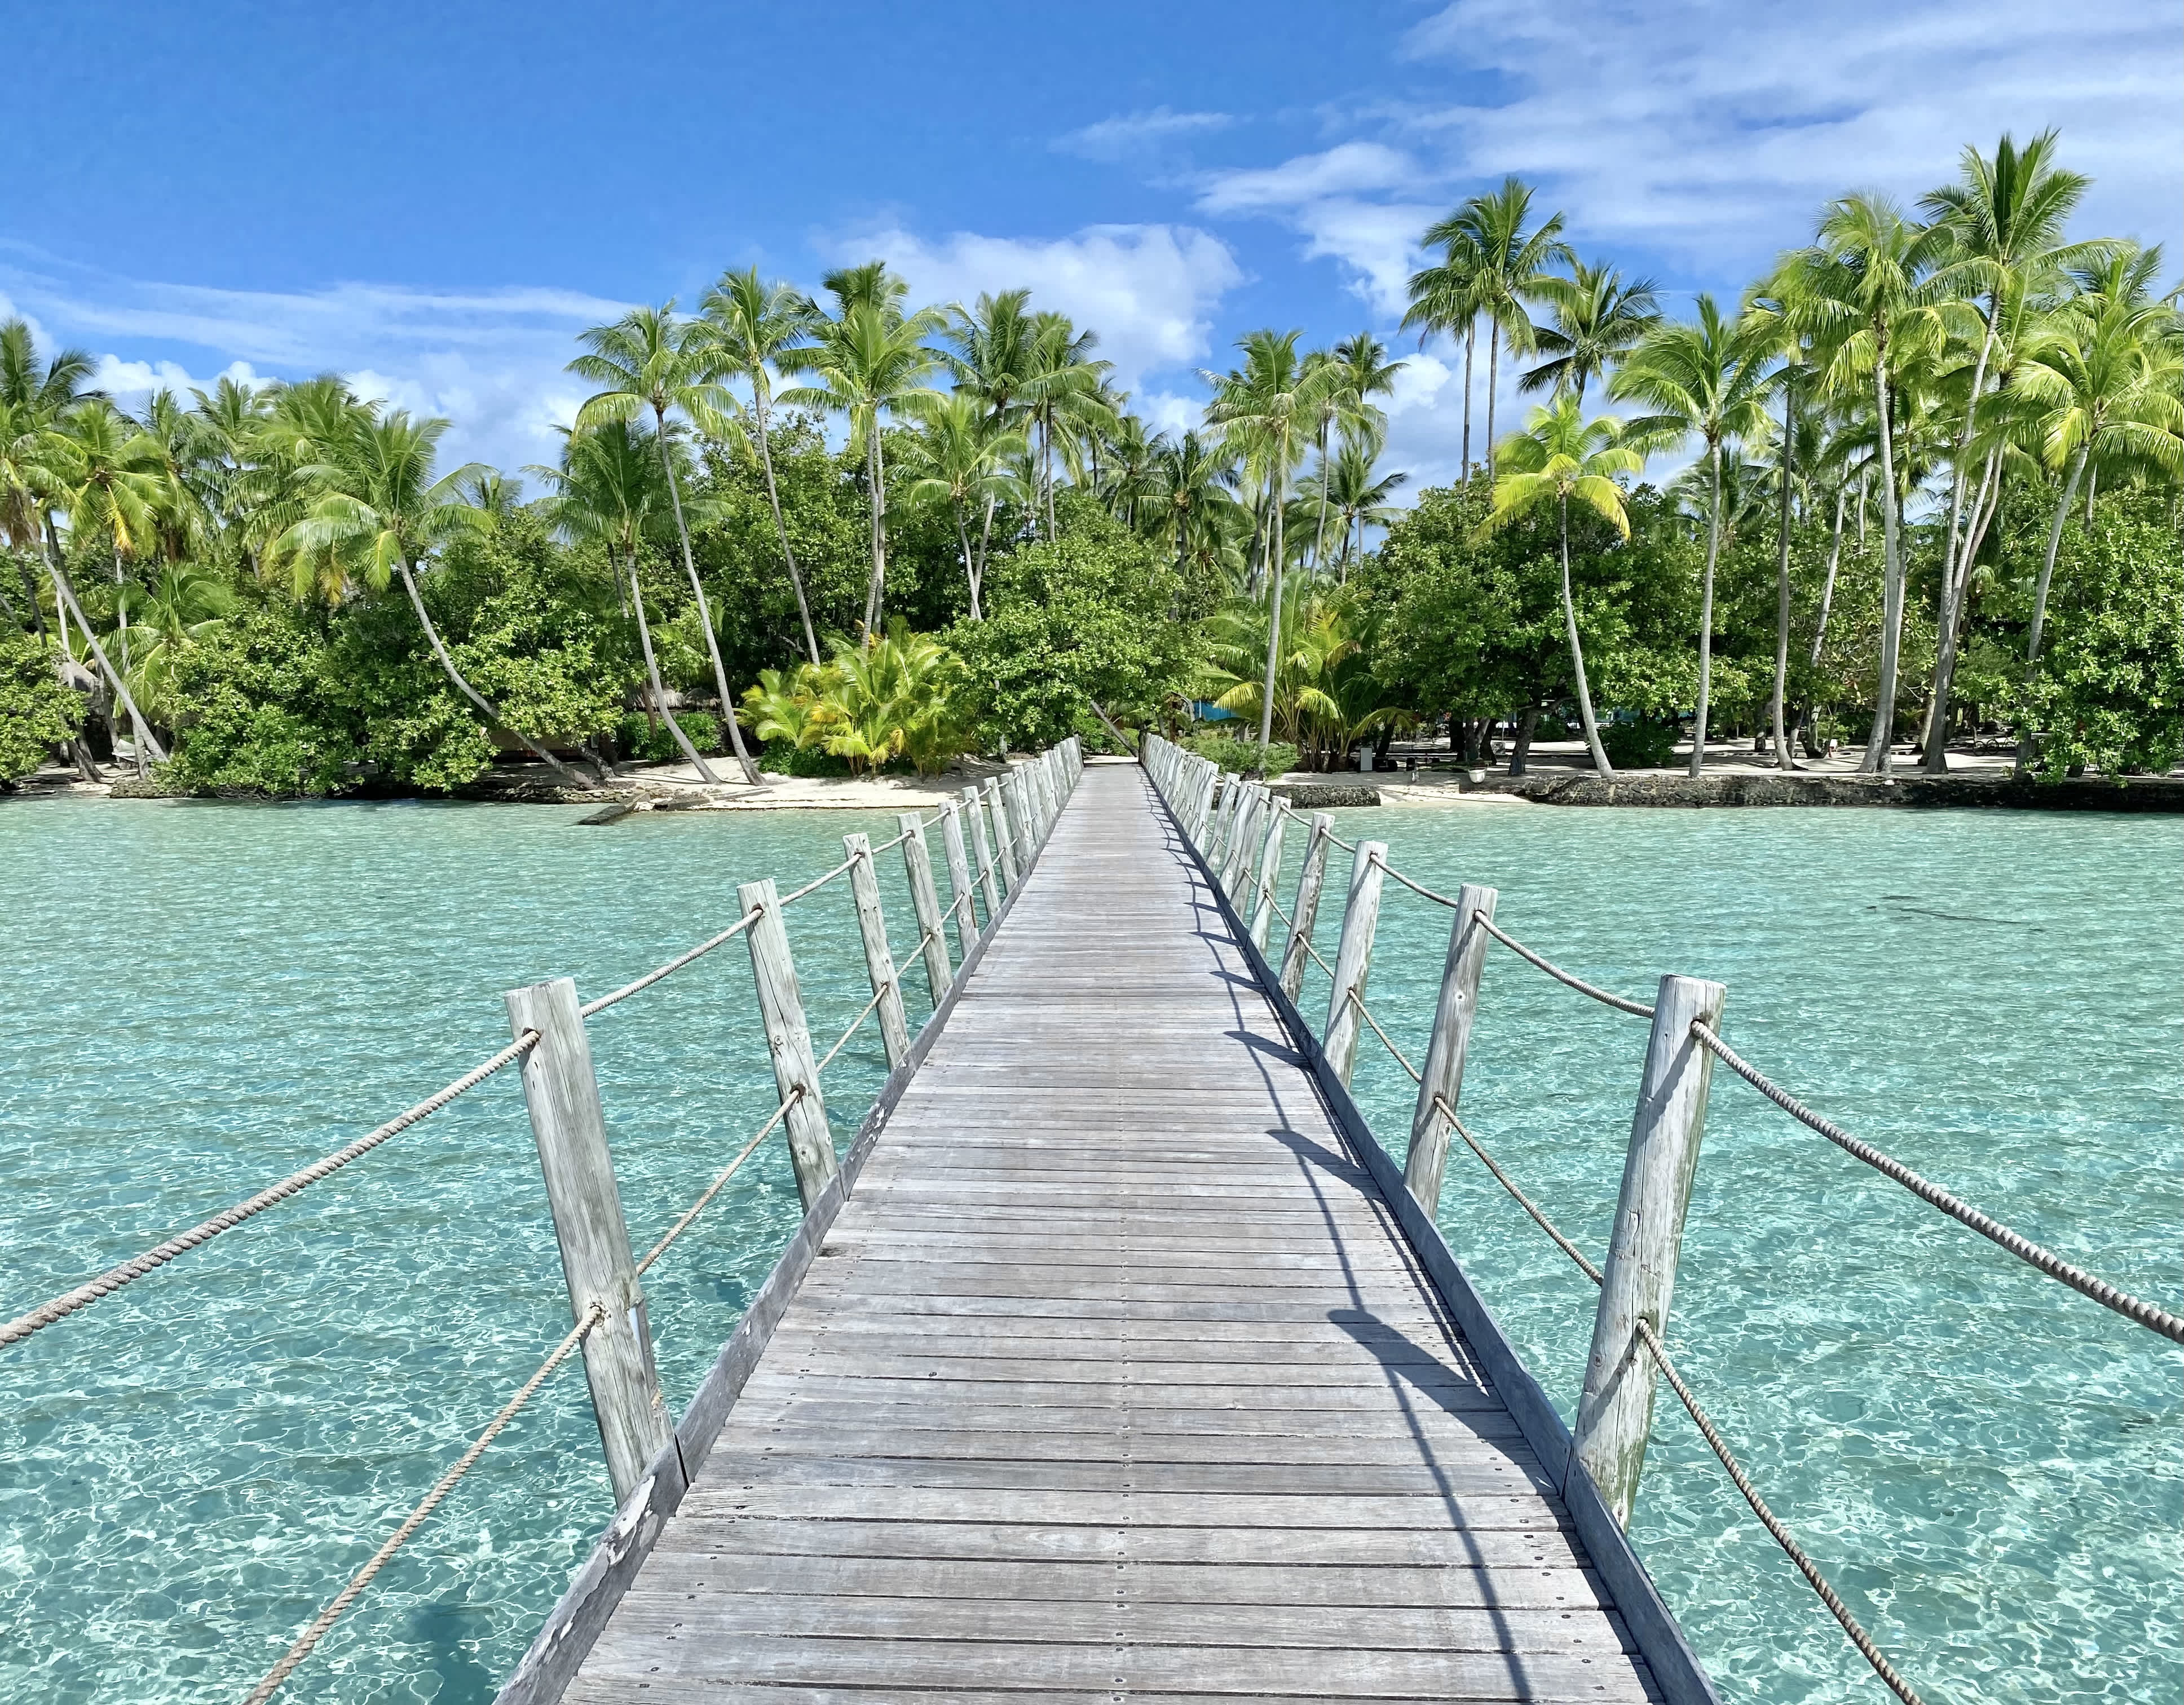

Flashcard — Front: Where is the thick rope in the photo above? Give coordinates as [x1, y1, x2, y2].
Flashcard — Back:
[1476, 914, 1656, 1019]
[1636, 1319, 1930, 1705]
[1347, 987, 1423, 1084]
[1691, 1022, 2184, 1345]
[1, 1035, 539, 1349]
[815, 990, 887, 1076]
[1433, 1095, 1606, 1286]
[580, 908, 762, 1017]
[242, 1303, 602, 1705]
[634, 1092, 801, 1277]
[776, 854, 859, 908]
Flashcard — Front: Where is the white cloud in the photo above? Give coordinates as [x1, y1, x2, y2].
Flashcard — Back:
[1194, 143, 1418, 214]
[0, 248, 629, 472]
[1395, 0, 2179, 267]
[1057, 107, 1233, 162]
[90, 354, 267, 400]
[840, 222, 1245, 392]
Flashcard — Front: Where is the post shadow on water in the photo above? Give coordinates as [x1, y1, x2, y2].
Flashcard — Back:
[403, 1597, 499, 1704]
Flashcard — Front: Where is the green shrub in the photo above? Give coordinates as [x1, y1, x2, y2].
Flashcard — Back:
[0, 631, 81, 783]
[1600, 717, 1679, 769]
[1184, 732, 1299, 775]
[758, 737, 852, 778]
[617, 710, 722, 766]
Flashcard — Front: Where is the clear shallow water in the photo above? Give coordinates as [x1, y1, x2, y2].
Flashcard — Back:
[0, 793, 2177, 1705]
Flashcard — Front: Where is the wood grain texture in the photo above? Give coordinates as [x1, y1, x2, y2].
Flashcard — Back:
[559, 765, 1666, 1705]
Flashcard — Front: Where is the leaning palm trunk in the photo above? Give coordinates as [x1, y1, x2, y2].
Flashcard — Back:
[654, 426, 762, 785]
[1560, 493, 1613, 778]
[1690, 441, 1724, 778]
[2016, 448, 2088, 771]
[1860, 358, 1907, 772]
[1255, 497, 1285, 757]
[1770, 396, 1795, 771]
[395, 559, 594, 791]
[1311, 425, 1332, 577]
[955, 505, 982, 621]
[46, 558, 163, 776]
[1922, 448, 2001, 772]
[626, 547, 719, 780]
[752, 396, 820, 665]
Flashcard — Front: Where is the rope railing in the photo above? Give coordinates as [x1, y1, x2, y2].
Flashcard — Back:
[815, 990, 888, 1077]
[580, 909, 763, 1018]
[0, 1033, 541, 1349]
[243, 1301, 603, 1705]
[1691, 1021, 2184, 1346]
[775, 853, 860, 908]
[1475, 913, 1656, 1019]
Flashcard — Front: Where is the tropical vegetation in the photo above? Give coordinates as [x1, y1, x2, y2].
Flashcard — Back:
[2, 129, 2177, 792]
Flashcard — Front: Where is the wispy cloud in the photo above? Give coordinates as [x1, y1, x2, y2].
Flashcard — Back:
[836, 222, 1245, 393]
[1056, 107, 1234, 163]
[1191, 144, 1439, 315]
[0, 246, 625, 472]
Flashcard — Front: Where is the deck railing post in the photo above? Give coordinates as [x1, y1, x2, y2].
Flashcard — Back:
[1001, 768, 1034, 871]
[1319, 840, 1388, 1085]
[984, 775, 1020, 893]
[843, 833, 913, 1071]
[897, 813, 956, 1006]
[505, 975, 675, 1505]
[1248, 803, 1286, 951]
[963, 784, 1003, 916]
[1207, 775, 1236, 867]
[937, 799, 981, 956]
[1402, 884, 1499, 1214]
[1188, 759, 1215, 843]
[737, 877, 840, 1209]
[1278, 812, 1336, 1003]
[1571, 973, 1728, 1529]
[1223, 784, 1263, 903]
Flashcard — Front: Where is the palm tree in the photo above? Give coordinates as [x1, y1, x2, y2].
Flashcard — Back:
[1521, 262, 1662, 403]
[698, 267, 822, 664]
[780, 267, 943, 641]
[2013, 246, 2184, 763]
[1023, 312, 1113, 539]
[1777, 195, 1953, 771]
[1151, 430, 1240, 584]
[531, 419, 719, 778]
[1096, 412, 1164, 533]
[1613, 295, 1779, 775]
[1306, 334, 1401, 572]
[1402, 226, 1485, 474]
[1203, 331, 1347, 757]
[1473, 397, 1641, 778]
[1300, 438, 1408, 581]
[1915, 130, 2093, 772]
[0, 317, 100, 637]
[273, 409, 594, 790]
[570, 304, 760, 783]
[901, 390, 1025, 620]
[50, 401, 170, 770]
[1436, 178, 1572, 478]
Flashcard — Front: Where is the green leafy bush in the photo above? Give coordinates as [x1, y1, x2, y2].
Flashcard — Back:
[1184, 731, 1299, 775]
[617, 710, 722, 766]
[1600, 718, 1679, 770]
[0, 631, 81, 783]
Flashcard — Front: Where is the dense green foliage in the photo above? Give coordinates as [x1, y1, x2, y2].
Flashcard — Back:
[2, 128, 2177, 793]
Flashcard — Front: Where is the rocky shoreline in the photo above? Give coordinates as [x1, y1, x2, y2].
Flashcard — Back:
[1464, 768, 2184, 811]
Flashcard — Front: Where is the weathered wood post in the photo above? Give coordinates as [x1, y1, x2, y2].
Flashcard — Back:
[896, 812, 955, 1005]
[842, 832, 913, 1071]
[1401, 884, 1498, 1213]
[736, 877, 840, 1208]
[1248, 803, 1287, 951]
[983, 775, 1020, 893]
[937, 799, 981, 956]
[1188, 760, 1216, 843]
[1570, 974, 1728, 1529]
[505, 977, 674, 1505]
[1278, 812, 1336, 1003]
[1319, 840, 1388, 1086]
[1206, 775, 1236, 867]
[1222, 784, 1263, 903]
[962, 784, 1003, 916]
[1001, 769, 1035, 872]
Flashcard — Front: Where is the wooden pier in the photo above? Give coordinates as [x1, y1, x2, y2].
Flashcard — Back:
[531, 763, 1700, 1703]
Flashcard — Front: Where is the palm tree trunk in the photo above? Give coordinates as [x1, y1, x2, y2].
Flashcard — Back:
[977, 489, 998, 598]
[394, 558, 593, 791]
[1311, 423, 1331, 577]
[956, 504, 982, 621]
[1043, 414, 1057, 542]
[864, 430, 890, 639]
[1691, 440, 1723, 778]
[627, 546, 720, 780]
[1256, 479, 1284, 756]
[1560, 493, 1612, 778]
[1460, 321, 1475, 476]
[654, 414, 762, 784]
[2016, 448, 2087, 771]
[1922, 447, 2000, 773]
[46, 558, 165, 772]
[1860, 352, 1906, 772]
[1810, 485, 1846, 669]
[1485, 325, 1501, 482]
[1770, 378, 1796, 771]
[752, 395, 820, 664]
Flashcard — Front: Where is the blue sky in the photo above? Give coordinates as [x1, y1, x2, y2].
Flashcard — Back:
[3, 0, 2176, 487]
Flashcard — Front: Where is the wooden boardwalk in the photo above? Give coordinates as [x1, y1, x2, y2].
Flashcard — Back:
[564, 764, 1665, 1703]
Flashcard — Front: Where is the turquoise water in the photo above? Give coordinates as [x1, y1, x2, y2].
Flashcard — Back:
[0, 793, 2177, 1705]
